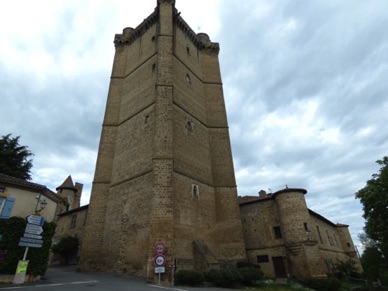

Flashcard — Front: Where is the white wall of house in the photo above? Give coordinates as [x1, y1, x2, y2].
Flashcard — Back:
[1, 186, 58, 222]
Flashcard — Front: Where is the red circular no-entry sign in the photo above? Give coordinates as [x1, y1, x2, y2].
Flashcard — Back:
[154, 242, 166, 254]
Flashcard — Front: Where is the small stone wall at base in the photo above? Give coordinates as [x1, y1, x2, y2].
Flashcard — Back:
[0, 274, 41, 284]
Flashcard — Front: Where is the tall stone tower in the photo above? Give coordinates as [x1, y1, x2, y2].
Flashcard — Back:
[79, 0, 246, 282]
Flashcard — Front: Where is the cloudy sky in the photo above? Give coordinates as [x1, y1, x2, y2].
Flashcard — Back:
[1, 0, 387, 249]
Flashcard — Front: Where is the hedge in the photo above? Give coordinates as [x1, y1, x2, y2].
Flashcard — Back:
[302, 277, 342, 291]
[175, 270, 203, 286]
[0, 216, 56, 276]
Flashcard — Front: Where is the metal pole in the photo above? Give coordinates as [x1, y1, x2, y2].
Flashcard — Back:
[22, 247, 29, 261]
[158, 272, 161, 285]
[35, 193, 41, 214]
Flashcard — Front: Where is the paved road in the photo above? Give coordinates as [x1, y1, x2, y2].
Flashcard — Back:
[0, 267, 241, 291]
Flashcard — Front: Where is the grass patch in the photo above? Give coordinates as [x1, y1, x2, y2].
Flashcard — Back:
[248, 279, 314, 291]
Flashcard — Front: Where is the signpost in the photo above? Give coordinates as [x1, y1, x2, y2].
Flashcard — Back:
[14, 215, 45, 284]
[25, 224, 43, 235]
[13, 260, 29, 284]
[18, 215, 45, 249]
[23, 233, 42, 239]
[154, 242, 167, 284]
[27, 215, 44, 226]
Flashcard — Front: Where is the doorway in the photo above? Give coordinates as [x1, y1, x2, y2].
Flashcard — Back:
[272, 256, 287, 278]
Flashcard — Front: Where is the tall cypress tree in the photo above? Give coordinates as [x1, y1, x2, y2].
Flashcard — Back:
[0, 134, 33, 180]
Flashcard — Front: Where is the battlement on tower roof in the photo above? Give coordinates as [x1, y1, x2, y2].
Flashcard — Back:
[114, 2, 219, 53]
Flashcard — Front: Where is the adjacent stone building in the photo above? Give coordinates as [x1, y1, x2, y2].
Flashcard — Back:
[78, 0, 247, 282]
[239, 188, 362, 278]
[50, 176, 85, 264]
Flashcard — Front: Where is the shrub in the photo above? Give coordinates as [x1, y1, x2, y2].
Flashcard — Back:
[333, 258, 358, 277]
[204, 268, 243, 288]
[0, 217, 56, 276]
[203, 269, 221, 284]
[51, 236, 79, 265]
[237, 261, 260, 269]
[302, 277, 342, 291]
[238, 267, 263, 286]
[175, 270, 203, 286]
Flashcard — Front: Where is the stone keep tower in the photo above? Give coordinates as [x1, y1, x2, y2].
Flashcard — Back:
[79, 0, 247, 281]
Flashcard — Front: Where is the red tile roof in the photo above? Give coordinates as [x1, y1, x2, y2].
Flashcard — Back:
[0, 172, 66, 204]
[238, 195, 269, 205]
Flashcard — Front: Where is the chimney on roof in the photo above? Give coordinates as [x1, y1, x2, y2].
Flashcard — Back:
[259, 190, 266, 198]
[74, 182, 83, 209]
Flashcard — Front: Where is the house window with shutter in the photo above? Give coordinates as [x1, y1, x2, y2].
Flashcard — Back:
[0, 197, 15, 219]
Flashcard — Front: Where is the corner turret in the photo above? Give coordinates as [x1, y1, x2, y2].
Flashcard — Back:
[56, 176, 81, 212]
[157, 0, 175, 5]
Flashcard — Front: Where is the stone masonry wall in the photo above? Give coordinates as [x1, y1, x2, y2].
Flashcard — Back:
[240, 199, 283, 250]
[274, 190, 311, 243]
[80, 1, 247, 280]
[239, 190, 362, 278]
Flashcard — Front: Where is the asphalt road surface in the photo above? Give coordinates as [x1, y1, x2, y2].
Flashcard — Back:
[0, 266, 241, 291]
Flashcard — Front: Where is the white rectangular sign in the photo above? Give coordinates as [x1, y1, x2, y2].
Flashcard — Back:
[155, 267, 165, 274]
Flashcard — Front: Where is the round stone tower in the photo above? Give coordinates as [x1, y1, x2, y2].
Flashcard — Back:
[273, 188, 322, 278]
[56, 175, 78, 212]
[273, 188, 310, 244]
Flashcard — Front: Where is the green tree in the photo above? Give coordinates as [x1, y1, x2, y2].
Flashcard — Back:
[51, 236, 79, 265]
[333, 258, 358, 278]
[358, 231, 378, 249]
[361, 247, 383, 281]
[356, 157, 388, 258]
[0, 134, 33, 180]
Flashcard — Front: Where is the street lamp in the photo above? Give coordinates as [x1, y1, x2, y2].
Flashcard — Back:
[35, 194, 47, 214]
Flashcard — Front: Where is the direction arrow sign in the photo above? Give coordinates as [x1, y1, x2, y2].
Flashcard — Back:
[23, 233, 42, 239]
[18, 241, 42, 248]
[25, 223, 43, 235]
[27, 215, 45, 226]
[20, 237, 43, 244]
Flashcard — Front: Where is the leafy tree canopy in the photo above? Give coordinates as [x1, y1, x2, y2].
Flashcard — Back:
[52, 236, 79, 265]
[356, 157, 388, 257]
[52, 236, 79, 255]
[361, 246, 383, 281]
[0, 134, 33, 180]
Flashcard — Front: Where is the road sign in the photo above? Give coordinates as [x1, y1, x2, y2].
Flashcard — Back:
[27, 215, 45, 226]
[23, 233, 42, 239]
[154, 242, 166, 254]
[25, 223, 43, 235]
[18, 241, 42, 248]
[19, 237, 43, 244]
[13, 260, 29, 284]
[155, 267, 165, 273]
[154, 255, 166, 267]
